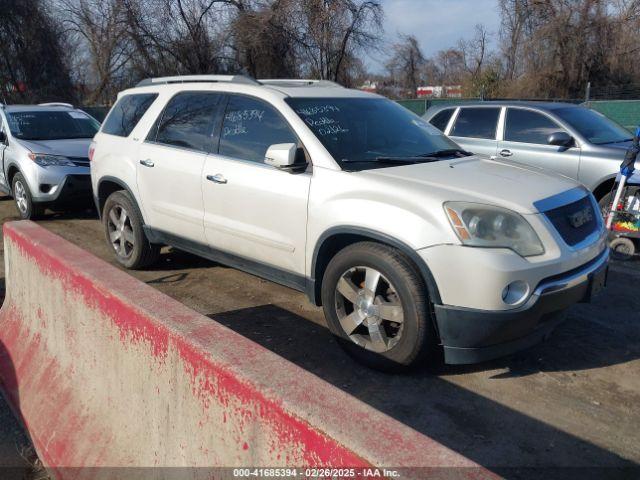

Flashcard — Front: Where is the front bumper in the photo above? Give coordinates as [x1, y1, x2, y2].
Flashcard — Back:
[434, 247, 609, 364]
[33, 174, 93, 206]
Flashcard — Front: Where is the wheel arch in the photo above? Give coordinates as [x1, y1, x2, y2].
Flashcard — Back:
[593, 175, 617, 201]
[309, 226, 442, 307]
[6, 163, 22, 189]
[97, 176, 144, 222]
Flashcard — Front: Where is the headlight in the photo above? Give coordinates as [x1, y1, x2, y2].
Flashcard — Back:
[28, 153, 76, 167]
[444, 202, 545, 257]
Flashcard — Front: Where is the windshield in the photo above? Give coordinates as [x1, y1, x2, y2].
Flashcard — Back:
[6, 111, 100, 141]
[286, 97, 464, 169]
[554, 107, 631, 145]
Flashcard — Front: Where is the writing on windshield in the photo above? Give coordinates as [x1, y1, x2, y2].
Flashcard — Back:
[287, 97, 459, 170]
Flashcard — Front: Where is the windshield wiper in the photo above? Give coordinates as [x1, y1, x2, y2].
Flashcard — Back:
[418, 148, 472, 158]
[374, 156, 442, 164]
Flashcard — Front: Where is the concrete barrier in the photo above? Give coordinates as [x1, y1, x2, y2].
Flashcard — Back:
[0, 221, 492, 479]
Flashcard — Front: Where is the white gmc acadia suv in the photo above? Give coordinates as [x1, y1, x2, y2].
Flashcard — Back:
[90, 75, 609, 370]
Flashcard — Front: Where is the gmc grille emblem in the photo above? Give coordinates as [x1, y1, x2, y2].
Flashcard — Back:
[568, 207, 593, 228]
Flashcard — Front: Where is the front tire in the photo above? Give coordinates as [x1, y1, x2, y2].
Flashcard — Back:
[103, 190, 160, 269]
[12, 173, 44, 220]
[321, 242, 438, 372]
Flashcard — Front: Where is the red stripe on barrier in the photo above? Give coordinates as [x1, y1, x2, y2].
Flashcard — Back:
[0, 221, 493, 477]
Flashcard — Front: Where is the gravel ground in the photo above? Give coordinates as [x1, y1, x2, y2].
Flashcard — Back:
[0, 197, 638, 478]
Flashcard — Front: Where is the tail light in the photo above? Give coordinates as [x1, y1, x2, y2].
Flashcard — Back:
[88, 142, 96, 162]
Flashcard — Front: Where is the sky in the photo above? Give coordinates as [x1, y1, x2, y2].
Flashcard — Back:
[366, 0, 501, 73]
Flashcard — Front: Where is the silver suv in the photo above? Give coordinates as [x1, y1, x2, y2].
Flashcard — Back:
[91, 76, 609, 370]
[424, 102, 633, 210]
[0, 103, 99, 219]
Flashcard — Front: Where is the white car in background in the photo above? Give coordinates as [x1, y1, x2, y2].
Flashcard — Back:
[90, 76, 609, 370]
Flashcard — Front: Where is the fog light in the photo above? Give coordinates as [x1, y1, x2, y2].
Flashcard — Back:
[502, 281, 529, 305]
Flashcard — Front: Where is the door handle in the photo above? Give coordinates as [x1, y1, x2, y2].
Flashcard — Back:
[139, 159, 155, 167]
[499, 149, 513, 157]
[206, 174, 227, 184]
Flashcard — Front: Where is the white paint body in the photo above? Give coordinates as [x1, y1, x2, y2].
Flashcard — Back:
[91, 81, 607, 312]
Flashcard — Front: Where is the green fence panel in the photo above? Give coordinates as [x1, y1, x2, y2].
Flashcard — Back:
[586, 100, 640, 130]
[81, 105, 110, 123]
[396, 99, 429, 115]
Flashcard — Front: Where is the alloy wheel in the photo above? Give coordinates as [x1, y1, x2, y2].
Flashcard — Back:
[14, 180, 28, 215]
[334, 266, 404, 353]
[107, 204, 135, 259]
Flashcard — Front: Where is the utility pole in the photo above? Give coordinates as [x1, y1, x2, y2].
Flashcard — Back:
[585, 82, 591, 106]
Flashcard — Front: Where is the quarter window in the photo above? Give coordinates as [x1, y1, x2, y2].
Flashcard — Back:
[505, 109, 562, 144]
[451, 107, 500, 139]
[429, 108, 455, 132]
[151, 92, 223, 152]
[102, 94, 157, 137]
[219, 95, 297, 163]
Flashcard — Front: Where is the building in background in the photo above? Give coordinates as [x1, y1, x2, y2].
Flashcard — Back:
[417, 85, 462, 98]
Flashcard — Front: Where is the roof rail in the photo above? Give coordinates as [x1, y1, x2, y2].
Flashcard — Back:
[136, 74, 260, 87]
[259, 79, 343, 88]
[38, 102, 74, 108]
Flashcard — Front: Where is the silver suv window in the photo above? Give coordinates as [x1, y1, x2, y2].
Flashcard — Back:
[451, 107, 500, 139]
[219, 95, 297, 164]
[149, 92, 223, 152]
[504, 109, 562, 144]
[554, 107, 632, 145]
[429, 108, 455, 132]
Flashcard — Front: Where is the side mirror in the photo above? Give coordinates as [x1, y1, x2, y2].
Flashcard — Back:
[547, 131, 573, 147]
[264, 143, 305, 171]
[0, 131, 6, 144]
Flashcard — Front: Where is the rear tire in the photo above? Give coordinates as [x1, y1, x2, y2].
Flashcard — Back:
[103, 190, 160, 269]
[12, 173, 44, 220]
[321, 242, 438, 372]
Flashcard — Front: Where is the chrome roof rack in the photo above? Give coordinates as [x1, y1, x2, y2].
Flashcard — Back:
[259, 79, 343, 88]
[38, 102, 74, 108]
[136, 74, 260, 87]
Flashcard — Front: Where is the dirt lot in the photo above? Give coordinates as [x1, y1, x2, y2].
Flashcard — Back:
[0, 196, 638, 477]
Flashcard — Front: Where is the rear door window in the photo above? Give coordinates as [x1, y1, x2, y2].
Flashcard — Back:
[102, 93, 158, 137]
[218, 95, 297, 163]
[429, 108, 455, 132]
[451, 107, 500, 139]
[504, 109, 562, 144]
[149, 92, 223, 152]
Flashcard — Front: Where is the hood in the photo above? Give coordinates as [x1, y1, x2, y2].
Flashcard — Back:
[16, 138, 92, 158]
[362, 156, 583, 215]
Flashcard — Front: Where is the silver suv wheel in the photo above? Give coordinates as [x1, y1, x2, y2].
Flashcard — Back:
[14, 180, 28, 215]
[335, 266, 404, 353]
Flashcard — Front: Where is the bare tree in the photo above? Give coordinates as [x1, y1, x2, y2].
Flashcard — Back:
[0, 0, 74, 103]
[385, 34, 425, 97]
[232, 0, 300, 78]
[59, 0, 132, 104]
[286, 0, 383, 83]
[122, 0, 242, 77]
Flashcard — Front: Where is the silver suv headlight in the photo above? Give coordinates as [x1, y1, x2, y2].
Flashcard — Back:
[444, 202, 545, 257]
[28, 153, 76, 167]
